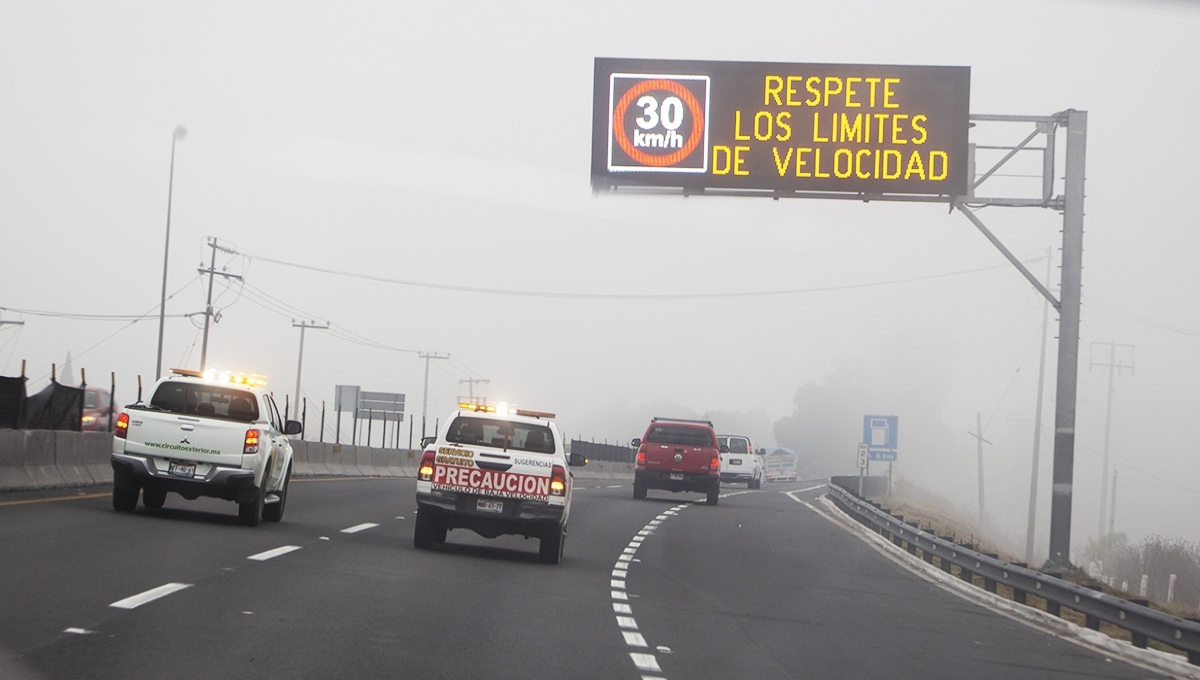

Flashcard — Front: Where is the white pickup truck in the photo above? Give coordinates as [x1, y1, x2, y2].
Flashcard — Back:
[110, 368, 300, 526]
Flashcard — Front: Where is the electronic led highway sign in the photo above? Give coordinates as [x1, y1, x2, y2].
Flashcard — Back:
[592, 58, 970, 196]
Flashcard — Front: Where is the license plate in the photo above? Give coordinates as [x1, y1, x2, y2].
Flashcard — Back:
[167, 461, 196, 479]
[669, 473, 684, 480]
[476, 499, 504, 514]
[730, 458, 742, 465]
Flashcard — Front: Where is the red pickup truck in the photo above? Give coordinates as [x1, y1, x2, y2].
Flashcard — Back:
[631, 417, 727, 506]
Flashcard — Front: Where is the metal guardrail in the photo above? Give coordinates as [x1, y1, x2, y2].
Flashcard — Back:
[826, 481, 1200, 665]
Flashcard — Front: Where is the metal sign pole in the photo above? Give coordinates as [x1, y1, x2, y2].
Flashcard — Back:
[1046, 110, 1087, 570]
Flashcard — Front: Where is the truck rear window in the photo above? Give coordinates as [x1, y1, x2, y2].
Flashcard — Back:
[727, 437, 749, 454]
[645, 426, 714, 447]
[444, 416, 556, 454]
[149, 382, 259, 423]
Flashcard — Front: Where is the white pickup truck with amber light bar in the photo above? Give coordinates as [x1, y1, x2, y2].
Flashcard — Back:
[110, 368, 301, 526]
[414, 403, 587, 564]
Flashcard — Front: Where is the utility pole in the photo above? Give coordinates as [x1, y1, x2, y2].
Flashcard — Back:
[418, 352, 450, 439]
[968, 413, 993, 528]
[458, 377, 490, 403]
[197, 237, 243, 371]
[1025, 249, 1053, 565]
[1108, 469, 1118, 536]
[292, 320, 328, 422]
[1091, 341, 1134, 539]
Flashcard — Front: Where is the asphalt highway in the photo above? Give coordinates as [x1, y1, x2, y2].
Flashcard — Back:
[0, 477, 1168, 679]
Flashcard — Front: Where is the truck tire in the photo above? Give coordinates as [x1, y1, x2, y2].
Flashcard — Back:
[706, 485, 719, 506]
[539, 524, 565, 564]
[263, 463, 291, 523]
[633, 476, 647, 500]
[238, 487, 264, 527]
[414, 509, 436, 549]
[112, 470, 139, 513]
[142, 484, 167, 509]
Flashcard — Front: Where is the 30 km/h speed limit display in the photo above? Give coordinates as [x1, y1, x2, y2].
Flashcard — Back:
[592, 58, 971, 197]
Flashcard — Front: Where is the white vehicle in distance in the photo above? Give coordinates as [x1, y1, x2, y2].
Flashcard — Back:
[717, 434, 765, 489]
[110, 368, 300, 526]
[415, 403, 587, 564]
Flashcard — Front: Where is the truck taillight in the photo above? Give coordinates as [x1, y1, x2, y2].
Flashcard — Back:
[115, 413, 129, 439]
[243, 429, 260, 454]
[710, 456, 720, 474]
[636, 448, 646, 468]
[418, 451, 436, 481]
[550, 465, 567, 496]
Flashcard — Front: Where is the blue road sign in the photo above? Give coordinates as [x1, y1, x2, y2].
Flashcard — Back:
[863, 415, 898, 461]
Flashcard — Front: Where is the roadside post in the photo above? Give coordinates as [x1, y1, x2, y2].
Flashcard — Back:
[857, 443, 868, 496]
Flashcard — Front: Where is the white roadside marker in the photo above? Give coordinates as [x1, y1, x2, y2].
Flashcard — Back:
[248, 545, 301, 561]
[629, 653, 661, 672]
[341, 522, 379, 534]
[110, 583, 192, 610]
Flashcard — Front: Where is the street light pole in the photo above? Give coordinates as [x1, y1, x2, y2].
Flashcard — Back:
[155, 125, 187, 380]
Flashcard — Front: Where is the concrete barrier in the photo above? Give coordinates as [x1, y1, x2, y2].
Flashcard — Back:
[0, 430, 638, 492]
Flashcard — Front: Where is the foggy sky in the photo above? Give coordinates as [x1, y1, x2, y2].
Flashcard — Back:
[2, 0, 1199, 558]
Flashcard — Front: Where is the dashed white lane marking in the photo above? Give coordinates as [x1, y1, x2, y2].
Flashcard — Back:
[623, 631, 649, 647]
[110, 583, 192, 610]
[607, 484, 623, 488]
[630, 653, 662, 672]
[612, 502, 694, 678]
[64, 627, 93, 635]
[340, 522, 379, 534]
[248, 545, 301, 561]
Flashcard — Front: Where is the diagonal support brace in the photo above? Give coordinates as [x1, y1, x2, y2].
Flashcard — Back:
[956, 201, 1060, 310]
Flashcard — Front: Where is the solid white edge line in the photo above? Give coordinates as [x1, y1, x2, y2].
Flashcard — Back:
[247, 545, 302, 561]
[110, 583, 192, 610]
[791, 491, 1200, 680]
[630, 653, 661, 671]
[340, 522, 380, 534]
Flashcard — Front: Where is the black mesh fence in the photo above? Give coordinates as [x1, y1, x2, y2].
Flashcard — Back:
[570, 439, 634, 464]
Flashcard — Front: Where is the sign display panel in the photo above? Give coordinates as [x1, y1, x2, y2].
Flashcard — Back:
[592, 58, 970, 196]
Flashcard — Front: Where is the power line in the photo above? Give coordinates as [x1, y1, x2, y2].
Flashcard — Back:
[237, 250, 1018, 301]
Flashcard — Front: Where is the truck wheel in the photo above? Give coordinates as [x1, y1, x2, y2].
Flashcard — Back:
[633, 478, 647, 500]
[112, 470, 139, 512]
[433, 522, 448, 544]
[142, 484, 167, 509]
[238, 487, 264, 527]
[539, 525, 565, 564]
[263, 464, 290, 523]
[706, 486, 719, 506]
[414, 509, 438, 549]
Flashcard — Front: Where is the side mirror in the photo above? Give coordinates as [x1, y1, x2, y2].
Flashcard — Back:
[420, 435, 437, 448]
[568, 452, 588, 467]
[630, 438, 641, 448]
[719, 445, 729, 453]
[758, 448, 766, 455]
[284, 420, 303, 435]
